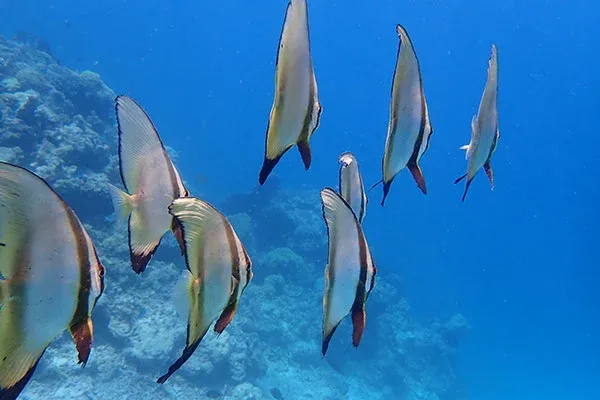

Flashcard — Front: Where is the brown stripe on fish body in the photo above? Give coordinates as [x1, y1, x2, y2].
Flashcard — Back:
[64, 208, 94, 366]
[214, 218, 242, 334]
[406, 84, 429, 195]
[350, 229, 370, 348]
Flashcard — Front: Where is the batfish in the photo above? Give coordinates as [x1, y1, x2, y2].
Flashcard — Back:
[380, 24, 433, 205]
[455, 44, 500, 202]
[157, 197, 252, 384]
[0, 162, 105, 400]
[338, 152, 367, 223]
[320, 188, 376, 356]
[258, 0, 322, 185]
[108, 95, 189, 273]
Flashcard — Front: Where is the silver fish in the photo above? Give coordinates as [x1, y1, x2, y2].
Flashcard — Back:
[0, 162, 105, 400]
[157, 197, 252, 383]
[338, 152, 367, 223]
[108, 95, 189, 273]
[455, 45, 500, 202]
[381, 24, 433, 205]
[258, 0, 322, 185]
[320, 188, 376, 356]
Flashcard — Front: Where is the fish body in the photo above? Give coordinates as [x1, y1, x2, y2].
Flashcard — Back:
[320, 188, 376, 356]
[455, 45, 500, 201]
[0, 162, 105, 400]
[108, 95, 189, 273]
[259, 0, 322, 185]
[157, 197, 252, 384]
[338, 152, 367, 223]
[381, 24, 433, 204]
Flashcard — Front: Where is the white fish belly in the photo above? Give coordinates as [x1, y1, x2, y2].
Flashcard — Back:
[327, 228, 362, 327]
[386, 81, 423, 177]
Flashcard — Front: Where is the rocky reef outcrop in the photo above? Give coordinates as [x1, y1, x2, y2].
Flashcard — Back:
[1, 35, 469, 400]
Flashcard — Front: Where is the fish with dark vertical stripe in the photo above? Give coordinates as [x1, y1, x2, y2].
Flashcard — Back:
[258, 0, 322, 185]
[455, 45, 500, 202]
[157, 197, 252, 384]
[0, 162, 105, 400]
[320, 188, 376, 356]
[338, 152, 367, 223]
[108, 95, 189, 274]
[380, 24, 433, 205]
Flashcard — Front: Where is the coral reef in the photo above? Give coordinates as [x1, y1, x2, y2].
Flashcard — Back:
[1, 36, 469, 400]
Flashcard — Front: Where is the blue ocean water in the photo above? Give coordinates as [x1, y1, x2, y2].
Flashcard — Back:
[0, 0, 598, 399]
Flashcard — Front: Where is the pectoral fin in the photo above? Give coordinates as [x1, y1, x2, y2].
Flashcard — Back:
[484, 161, 495, 189]
[297, 139, 312, 170]
[407, 163, 427, 194]
[351, 306, 366, 348]
[69, 318, 94, 366]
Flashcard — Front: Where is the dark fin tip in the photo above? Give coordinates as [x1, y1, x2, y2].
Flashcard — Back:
[351, 307, 366, 348]
[461, 177, 474, 202]
[131, 251, 153, 274]
[69, 319, 93, 366]
[297, 140, 312, 170]
[321, 324, 340, 356]
[367, 179, 383, 194]
[0, 350, 45, 400]
[454, 173, 468, 185]
[381, 179, 393, 206]
[407, 163, 427, 194]
[157, 340, 202, 384]
[258, 155, 283, 186]
[214, 301, 239, 334]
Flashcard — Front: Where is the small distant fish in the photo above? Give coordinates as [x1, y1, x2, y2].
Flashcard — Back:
[338, 152, 367, 223]
[270, 387, 284, 400]
[0, 162, 105, 400]
[258, 0, 322, 185]
[108, 95, 189, 274]
[320, 188, 376, 356]
[455, 45, 500, 202]
[157, 197, 253, 384]
[380, 24, 433, 205]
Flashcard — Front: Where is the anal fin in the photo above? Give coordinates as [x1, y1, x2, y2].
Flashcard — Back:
[407, 163, 427, 194]
[0, 349, 45, 400]
[258, 153, 285, 186]
[351, 306, 366, 348]
[297, 140, 312, 170]
[69, 318, 94, 366]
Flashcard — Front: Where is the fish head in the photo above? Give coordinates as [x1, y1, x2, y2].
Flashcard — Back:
[338, 152, 357, 168]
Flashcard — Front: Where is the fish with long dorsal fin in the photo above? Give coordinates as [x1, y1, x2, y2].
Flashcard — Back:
[338, 152, 367, 223]
[258, 0, 322, 185]
[157, 197, 252, 384]
[0, 162, 105, 400]
[380, 24, 433, 205]
[108, 95, 189, 274]
[320, 188, 376, 356]
[455, 44, 500, 202]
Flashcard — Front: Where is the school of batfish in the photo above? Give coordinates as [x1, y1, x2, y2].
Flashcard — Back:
[0, 0, 500, 398]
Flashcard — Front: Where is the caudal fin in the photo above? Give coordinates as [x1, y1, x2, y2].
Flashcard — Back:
[351, 306, 366, 348]
[107, 183, 133, 223]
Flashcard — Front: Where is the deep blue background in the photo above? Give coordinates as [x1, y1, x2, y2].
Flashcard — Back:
[1, 0, 597, 399]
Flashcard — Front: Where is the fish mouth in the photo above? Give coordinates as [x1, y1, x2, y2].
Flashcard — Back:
[338, 153, 355, 167]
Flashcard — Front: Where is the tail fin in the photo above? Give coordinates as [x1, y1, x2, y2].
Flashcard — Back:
[107, 183, 133, 223]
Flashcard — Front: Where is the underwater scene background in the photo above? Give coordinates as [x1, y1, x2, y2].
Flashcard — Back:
[0, 0, 597, 399]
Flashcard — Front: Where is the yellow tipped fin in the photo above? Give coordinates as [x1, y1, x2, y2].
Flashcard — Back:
[173, 269, 193, 318]
[107, 183, 133, 223]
